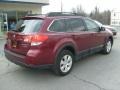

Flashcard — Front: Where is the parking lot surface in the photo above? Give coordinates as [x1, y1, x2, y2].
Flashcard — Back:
[0, 34, 120, 90]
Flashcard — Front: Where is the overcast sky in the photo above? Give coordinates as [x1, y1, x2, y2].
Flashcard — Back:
[43, 0, 119, 14]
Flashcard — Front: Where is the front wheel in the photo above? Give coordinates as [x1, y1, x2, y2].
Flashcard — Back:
[53, 50, 74, 76]
[102, 39, 112, 54]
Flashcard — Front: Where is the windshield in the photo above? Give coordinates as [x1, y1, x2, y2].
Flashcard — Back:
[15, 19, 43, 34]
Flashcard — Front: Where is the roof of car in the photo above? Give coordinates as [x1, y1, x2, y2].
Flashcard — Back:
[22, 12, 84, 20]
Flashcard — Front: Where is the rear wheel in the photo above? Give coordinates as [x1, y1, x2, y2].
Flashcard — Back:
[102, 39, 112, 54]
[53, 50, 74, 76]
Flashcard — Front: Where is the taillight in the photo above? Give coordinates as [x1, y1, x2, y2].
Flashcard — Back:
[24, 34, 48, 46]
[31, 34, 48, 42]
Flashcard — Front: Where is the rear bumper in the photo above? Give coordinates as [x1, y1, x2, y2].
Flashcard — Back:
[4, 49, 53, 69]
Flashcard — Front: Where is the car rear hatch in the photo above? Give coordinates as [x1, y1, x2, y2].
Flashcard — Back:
[6, 18, 44, 55]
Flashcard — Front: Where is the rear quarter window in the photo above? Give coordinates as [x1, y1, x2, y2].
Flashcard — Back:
[49, 19, 65, 32]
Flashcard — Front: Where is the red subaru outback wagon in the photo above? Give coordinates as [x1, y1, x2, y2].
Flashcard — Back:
[4, 12, 113, 76]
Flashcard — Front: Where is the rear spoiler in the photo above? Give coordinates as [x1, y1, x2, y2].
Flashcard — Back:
[21, 16, 45, 20]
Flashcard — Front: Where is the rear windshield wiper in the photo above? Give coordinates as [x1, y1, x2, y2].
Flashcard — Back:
[12, 25, 25, 32]
[17, 25, 25, 32]
[11, 29, 18, 32]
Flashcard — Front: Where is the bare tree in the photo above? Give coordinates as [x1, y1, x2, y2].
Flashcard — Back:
[71, 5, 87, 16]
[71, 5, 111, 25]
[89, 6, 111, 25]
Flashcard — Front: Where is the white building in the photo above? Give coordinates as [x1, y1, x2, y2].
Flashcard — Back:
[0, 0, 49, 31]
[111, 10, 120, 26]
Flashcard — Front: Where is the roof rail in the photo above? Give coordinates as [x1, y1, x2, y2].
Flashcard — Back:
[46, 12, 79, 17]
[26, 14, 46, 17]
[26, 12, 81, 17]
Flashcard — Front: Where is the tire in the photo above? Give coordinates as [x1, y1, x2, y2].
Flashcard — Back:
[101, 39, 112, 54]
[53, 50, 74, 76]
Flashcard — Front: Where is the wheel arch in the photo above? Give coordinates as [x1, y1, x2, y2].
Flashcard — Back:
[109, 36, 113, 45]
[54, 43, 77, 62]
[62, 45, 76, 56]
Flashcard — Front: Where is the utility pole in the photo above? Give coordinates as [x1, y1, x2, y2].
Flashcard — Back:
[61, 0, 63, 12]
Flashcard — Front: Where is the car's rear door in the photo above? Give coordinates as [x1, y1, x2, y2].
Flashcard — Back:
[64, 18, 91, 52]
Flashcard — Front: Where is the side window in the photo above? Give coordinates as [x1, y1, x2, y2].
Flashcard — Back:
[65, 18, 85, 32]
[71, 18, 85, 32]
[84, 19, 99, 32]
[49, 19, 65, 32]
[65, 19, 72, 32]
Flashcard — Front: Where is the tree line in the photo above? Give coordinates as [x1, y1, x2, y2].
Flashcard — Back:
[71, 5, 111, 25]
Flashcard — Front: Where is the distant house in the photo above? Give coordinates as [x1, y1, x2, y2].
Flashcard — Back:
[0, 0, 49, 31]
[111, 10, 120, 26]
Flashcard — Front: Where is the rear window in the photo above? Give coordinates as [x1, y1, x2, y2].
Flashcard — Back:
[15, 19, 43, 33]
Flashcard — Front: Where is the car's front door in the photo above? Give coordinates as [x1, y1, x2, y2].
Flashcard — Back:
[83, 18, 106, 49]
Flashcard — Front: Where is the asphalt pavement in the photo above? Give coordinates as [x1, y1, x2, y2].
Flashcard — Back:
[0, 34, 120, 90]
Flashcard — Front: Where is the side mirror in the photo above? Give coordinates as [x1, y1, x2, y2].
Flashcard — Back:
[99, 27, 105, 31]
